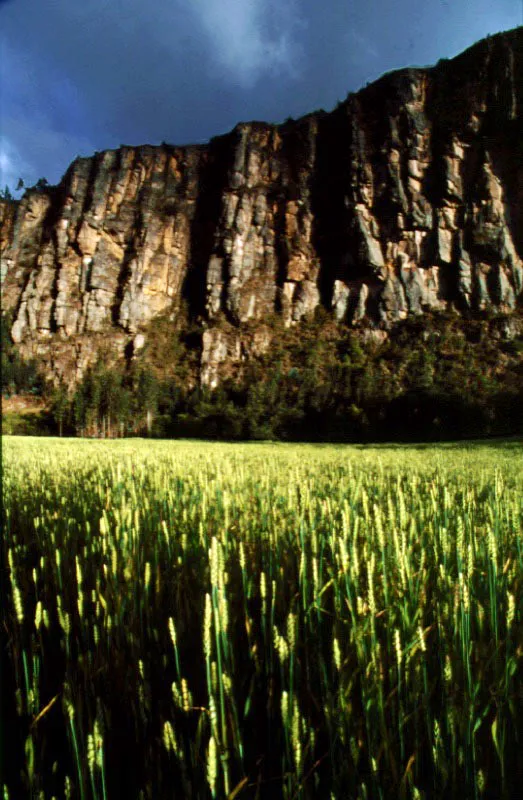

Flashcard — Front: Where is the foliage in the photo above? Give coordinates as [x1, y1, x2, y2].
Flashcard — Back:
[1, 314, 46, 397]
[177, 311, 523, 442]
[0, 185, 14, 200]
[67, 359, 134, 438]
[2, 438, 522, 798]
[34, 177, 50, 192]
[1, 410, 50, 436]
[7, 309, 523, 441]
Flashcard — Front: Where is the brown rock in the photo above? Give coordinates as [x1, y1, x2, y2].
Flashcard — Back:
[1, 29, 522, 387]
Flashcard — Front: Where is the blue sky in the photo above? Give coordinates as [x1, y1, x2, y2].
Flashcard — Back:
[0, 0, 521, 194]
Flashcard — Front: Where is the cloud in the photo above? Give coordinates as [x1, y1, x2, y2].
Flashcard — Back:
[1, 117, 95, 189]
[0, 36, 96, 188]
[0, 137, 28, 193]
[0, 0, 520, 193]
[190, 0, 303, 86]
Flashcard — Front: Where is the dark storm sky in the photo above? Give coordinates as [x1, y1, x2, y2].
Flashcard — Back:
[0, 0, 520, 193]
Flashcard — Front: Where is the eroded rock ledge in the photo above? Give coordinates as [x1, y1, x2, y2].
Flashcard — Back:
[1, 28, 522, 387]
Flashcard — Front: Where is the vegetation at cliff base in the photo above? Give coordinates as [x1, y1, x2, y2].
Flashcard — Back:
[1, 314, 45, 399]
[2, 438, 522, 799]
[3, 309, 523, 441]
[39, 309, 523, 441]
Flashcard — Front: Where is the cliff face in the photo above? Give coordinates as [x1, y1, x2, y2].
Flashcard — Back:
[1, 29, 522, 387]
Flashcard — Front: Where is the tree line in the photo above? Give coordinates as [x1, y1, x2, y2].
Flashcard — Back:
[3, 309, 523, 441]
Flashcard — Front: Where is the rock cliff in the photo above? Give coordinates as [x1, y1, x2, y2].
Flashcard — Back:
[1, 28, 522, 387]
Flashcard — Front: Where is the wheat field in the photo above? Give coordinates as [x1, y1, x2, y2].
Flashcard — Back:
[2, 437, 522, 799]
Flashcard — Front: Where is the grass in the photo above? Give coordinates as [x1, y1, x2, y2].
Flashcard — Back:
[2, 436, 522, 798]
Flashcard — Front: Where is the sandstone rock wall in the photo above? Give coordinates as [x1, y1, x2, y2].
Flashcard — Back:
[1, 28, 522, 386]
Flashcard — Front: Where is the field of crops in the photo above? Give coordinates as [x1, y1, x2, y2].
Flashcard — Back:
[2, 437, 522, 799]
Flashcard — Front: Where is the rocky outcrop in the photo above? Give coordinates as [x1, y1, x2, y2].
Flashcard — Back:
[1, 28, 522, 386]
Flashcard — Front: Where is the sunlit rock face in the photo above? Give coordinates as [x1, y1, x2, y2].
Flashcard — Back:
[1, 29, 522, 385]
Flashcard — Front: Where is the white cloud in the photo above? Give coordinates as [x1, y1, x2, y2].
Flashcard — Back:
[190, 0, 303, 86]
[0, 137, 31, 195]
[0, 35, 97, 190]
[0, 119, 96, 191]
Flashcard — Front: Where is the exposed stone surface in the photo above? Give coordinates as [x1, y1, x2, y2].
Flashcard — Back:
[1, 29, 522, 386]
